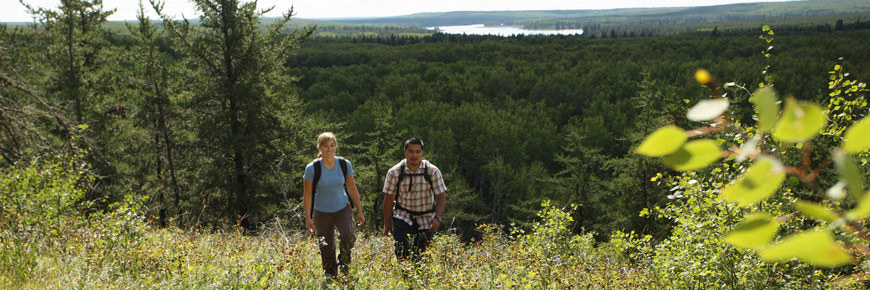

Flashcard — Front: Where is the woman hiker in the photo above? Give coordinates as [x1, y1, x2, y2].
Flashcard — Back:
[303, 132, 365, 276]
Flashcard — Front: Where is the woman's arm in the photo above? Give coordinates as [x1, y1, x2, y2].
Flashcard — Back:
[303, 179, 314, 233]
[346, 175, 365, 226]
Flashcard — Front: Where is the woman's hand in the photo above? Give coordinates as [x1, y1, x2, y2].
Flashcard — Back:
[305, 217, 314, 234]
[356, 211, 366, 226]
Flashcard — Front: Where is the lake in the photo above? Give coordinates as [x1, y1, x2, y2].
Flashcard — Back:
[427, 24, 584, 36]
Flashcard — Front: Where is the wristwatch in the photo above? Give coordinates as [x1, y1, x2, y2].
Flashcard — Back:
[434, 215, 442, 222]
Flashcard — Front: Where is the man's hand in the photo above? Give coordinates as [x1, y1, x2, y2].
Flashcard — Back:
[428, 218, 440, 232]
[383, 223, 392, 237]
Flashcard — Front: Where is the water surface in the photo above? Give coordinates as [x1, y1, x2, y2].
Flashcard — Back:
[428, 24, 583, 36]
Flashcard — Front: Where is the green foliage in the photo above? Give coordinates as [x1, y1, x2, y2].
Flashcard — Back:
[794, 200, 839, 222]
[843, 116, 870, 154]
[759, 230, 853, 267]
[661, 140, 723, 172]
[632, 26, 870, 286]
[749, 87, 779, 133]
[635, 125, 687, 157]
[721, 157, 786, 207]
[295, 26, 870, 237]
[150, 0, 315, 228]
[0, 154, 89, 242]
[772, 98, 827, 143]
[723, 213, 779, 249]
[618, 166, 834, 288]
[0, 154, 147, 285]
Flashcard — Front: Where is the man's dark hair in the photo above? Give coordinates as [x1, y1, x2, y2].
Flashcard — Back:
[404, 138, 424, 150]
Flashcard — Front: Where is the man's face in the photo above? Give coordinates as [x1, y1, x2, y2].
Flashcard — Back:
[404, 144, 423, 167]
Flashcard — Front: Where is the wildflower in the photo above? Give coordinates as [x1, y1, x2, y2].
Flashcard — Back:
[695, 69, 713, 85]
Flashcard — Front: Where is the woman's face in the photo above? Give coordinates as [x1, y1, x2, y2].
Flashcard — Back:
[319, 140, 337, 159]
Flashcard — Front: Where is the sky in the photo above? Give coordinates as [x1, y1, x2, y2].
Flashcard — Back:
[3, 0, 794, 22]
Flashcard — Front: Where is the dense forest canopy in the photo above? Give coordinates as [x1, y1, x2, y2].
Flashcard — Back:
[291, 26, 870, 238]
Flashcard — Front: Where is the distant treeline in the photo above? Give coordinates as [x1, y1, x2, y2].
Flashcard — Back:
[335, 0, 870, 32]
[300, 14, 870, 39]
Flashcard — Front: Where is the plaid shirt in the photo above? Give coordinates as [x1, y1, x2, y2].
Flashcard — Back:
[383, 159, 447, 230]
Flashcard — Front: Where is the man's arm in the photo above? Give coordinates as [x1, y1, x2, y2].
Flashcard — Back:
[383, 193, 394, 236]
[429, 193, 446, 232]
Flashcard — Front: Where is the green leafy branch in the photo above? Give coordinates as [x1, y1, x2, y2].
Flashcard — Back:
[636, 26, 870, 278]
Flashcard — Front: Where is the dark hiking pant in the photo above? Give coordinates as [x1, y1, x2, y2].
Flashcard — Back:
[392, 217, 434, 261]
[313, 204, 356, 276]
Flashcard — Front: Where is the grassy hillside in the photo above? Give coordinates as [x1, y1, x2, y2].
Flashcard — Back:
[0, 157, 846, 288]
[0, 160, 650, 288]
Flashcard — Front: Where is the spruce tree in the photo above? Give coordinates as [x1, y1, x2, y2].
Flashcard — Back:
[21, 0, 121, 203]
[151, 0, 314, 228]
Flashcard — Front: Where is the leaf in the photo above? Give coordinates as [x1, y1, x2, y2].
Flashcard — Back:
[636, 125, 687, 157]
[759, 230, 852, 267]
[834, 150, 864, 200]
[845, 194, 870, 221]
[843, 116, 870, 154]
[662, 140, 722, 171]
[723, 213, 779, 249]
[772, 97, 826, 143]
[749, 87, 779, 133]
[687, 99, 729, 121]
[722, 158, 786, 207]
[795, 200, 839, 222]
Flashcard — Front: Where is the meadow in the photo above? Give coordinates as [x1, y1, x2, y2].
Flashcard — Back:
[1, 163, 650, 289]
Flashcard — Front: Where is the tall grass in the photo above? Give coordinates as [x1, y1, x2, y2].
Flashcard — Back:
[4, 154, 860, 289]
[1, 202, 653, 289]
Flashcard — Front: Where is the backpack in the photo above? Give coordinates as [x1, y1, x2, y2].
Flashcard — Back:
[311, 157, 352, 218]
[393, 161, 437, 216]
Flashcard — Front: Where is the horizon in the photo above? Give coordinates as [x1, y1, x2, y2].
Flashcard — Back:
[3, 0, 796, 23]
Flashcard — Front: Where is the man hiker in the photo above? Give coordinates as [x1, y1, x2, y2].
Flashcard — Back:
[382, 138, 447, 261]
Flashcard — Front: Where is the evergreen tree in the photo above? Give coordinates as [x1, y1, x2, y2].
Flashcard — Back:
[21, 0, 121, 203]
[0, 24, 72, 166]
[126, 3, 183, 227]
[152, 0, 314, 228]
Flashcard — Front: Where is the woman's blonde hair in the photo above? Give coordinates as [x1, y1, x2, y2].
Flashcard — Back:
[316, 132, 337, 158]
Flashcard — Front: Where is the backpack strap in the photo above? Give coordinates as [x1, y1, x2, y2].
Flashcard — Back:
[311, 159, 322, 218]
[310, 157, 352, 218]
[338, 157, 354, 210]
[338, 157, 348, 177]
[393, 161, 436, 217]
